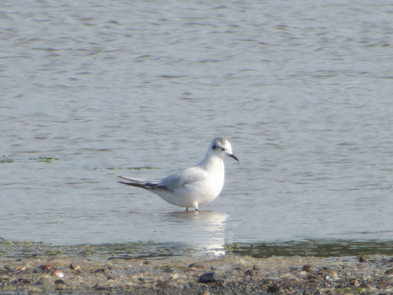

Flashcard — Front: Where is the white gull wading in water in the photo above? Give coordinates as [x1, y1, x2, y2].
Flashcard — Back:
[117, 138, 239, 211]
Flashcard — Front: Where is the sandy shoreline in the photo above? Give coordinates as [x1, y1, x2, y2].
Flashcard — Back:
[1, 254, 393, 294]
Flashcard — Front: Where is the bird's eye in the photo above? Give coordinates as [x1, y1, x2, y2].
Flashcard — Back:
[221, 148, 226, 151]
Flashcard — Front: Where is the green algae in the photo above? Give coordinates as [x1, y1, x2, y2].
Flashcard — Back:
[334, 287, 368, 294]
[228, 239, 393, 257]
[0, 156, 14, 163]
[0, 238, 193, 261]
[1, 156, 60, 164]
[28, 156, 59, 163]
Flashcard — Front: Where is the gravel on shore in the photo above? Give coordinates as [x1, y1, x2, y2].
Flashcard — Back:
[1, 254, 393, 294]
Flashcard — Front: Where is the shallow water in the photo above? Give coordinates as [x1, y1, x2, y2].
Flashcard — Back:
[3, 238, 393, 260]
[1, 0, 393, 254]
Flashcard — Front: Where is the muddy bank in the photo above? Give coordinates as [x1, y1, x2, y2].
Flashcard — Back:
[1, 254, 393, 294]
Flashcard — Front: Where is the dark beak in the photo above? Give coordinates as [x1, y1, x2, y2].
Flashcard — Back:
[228, 154, 239, 162]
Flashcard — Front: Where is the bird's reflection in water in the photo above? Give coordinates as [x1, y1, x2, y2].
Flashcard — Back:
[162, 210, 231, 255]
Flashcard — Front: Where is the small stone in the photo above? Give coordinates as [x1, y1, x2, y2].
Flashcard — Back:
[51, 270, 65, 278]
[188, 263, 205, 270]
[359, 256, 368, 263]
[3, 266, 13, 273]
[323, 267, 337, 274]
[267, 285, 282, 293]
[70, 263, 80, 270]
[14, 266, 27, 272]
[164, 267, 176, 273]
[34, 277, 51, 287]
[156, 280, 169, 288]
[385, 268, 393, 276]
[302, 265, 312, 272]
[93, 283, 107, 291]
[18, 278, 32, 284]
[54, 279, 67, 285]
[0, 267, 9, 274]
[40, 265, 56, 271]
[244, 268, 259, 277]
[198, 272, 226, 283]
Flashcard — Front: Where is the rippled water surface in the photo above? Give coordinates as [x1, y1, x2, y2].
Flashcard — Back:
[1, 0, 393, 254]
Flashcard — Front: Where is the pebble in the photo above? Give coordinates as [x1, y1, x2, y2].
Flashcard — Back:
[17, 278, 32, 284]
[34, 276, 52, 287]
[164, 267, 176, 273]
[51, 270, 65, 278]
[252, 265, 261, 271]
[199, 272, 227, 283]
[70, 263, 80, 270]
[54, 279, 67, 286]
[359, 256, 368, 263]
[188, 263, 205, 269]
[39, 264, 56, 271]
[266, 285, 282, 293]
[14, 266, 27, 272]
[55, 282, 67, 290]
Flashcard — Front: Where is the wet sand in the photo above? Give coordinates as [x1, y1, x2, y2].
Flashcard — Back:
[1, 254, 393, 294]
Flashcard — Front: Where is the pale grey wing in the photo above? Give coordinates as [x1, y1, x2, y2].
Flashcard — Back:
[158, 166, 208, 191]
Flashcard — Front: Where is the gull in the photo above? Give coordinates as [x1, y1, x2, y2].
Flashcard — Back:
[117, 138, 239, 211]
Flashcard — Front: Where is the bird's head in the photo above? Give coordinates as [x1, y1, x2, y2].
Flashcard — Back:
[210, 138, 239, 161]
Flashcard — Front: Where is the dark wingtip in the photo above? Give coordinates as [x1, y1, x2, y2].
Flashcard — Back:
[117, 181, 142, 187]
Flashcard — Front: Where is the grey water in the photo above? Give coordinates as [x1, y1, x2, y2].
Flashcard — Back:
[1, 0, 393, 255]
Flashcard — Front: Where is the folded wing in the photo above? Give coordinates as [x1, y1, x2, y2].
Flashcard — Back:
[158, 166, 208, 191]
[117, 166, 207, 192]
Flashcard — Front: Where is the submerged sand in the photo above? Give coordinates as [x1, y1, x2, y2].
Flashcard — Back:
[1, 254, 393, 294]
